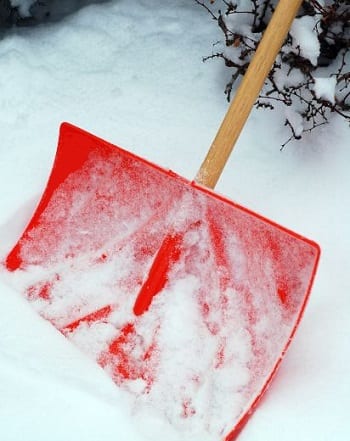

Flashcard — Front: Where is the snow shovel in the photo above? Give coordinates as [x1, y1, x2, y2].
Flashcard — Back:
[4, 0, 319, 439]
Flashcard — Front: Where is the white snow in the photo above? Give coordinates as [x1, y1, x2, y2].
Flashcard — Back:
[0, 1, 349, 441]
[10, 0, 35, 17]
[290, 16, 320, 66]
[314, 76, 337, 104]
[285, 107, 304, 137]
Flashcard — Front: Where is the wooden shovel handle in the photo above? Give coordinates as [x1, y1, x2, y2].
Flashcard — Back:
[195, 0, 303, 189]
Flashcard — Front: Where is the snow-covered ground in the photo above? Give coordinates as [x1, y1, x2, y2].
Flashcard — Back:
[0, 1, 349, 440]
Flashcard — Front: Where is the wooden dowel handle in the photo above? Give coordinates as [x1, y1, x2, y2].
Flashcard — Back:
[195, 0, 303, 189]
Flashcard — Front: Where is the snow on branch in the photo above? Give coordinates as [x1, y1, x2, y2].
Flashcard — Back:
[197, 0, 350, 147]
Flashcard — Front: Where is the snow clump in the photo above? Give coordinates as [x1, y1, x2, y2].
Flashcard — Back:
[290, 16, 320, 66]
[314, 77, 337, 105]
[10, 0, 35, 17]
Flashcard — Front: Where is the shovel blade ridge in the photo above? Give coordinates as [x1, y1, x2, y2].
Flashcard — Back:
[5, 123, 320, 440]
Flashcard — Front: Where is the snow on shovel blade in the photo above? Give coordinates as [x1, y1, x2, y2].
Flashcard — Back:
[5, 123, 320, 440]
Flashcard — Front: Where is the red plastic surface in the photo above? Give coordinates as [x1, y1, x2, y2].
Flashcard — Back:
[5, 123, 320, 440]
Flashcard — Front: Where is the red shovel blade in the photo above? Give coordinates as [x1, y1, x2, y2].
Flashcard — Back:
[5, 123, 320, 440]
